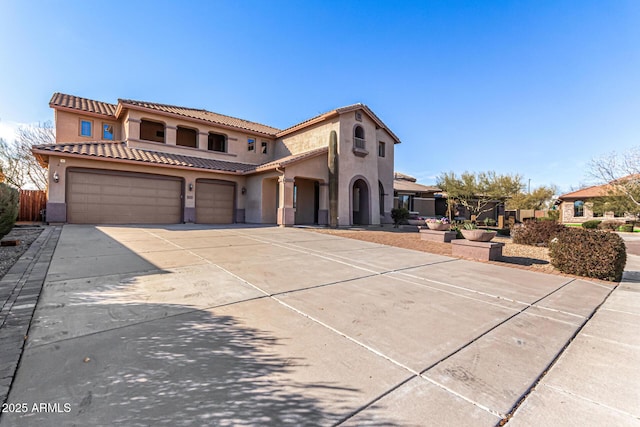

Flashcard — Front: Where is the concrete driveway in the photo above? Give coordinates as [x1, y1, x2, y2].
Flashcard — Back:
[1, 225, 617, 426]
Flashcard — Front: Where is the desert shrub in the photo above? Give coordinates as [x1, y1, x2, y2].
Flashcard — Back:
[0, 183, 19, 239]
[391, 208, 410, 228]
[450, 225, 464, 239]
[546, 210, 560, 221]
[538, 217, 556, 221]
[581, 220, 602, 229]
[511, 220, 566, 246]
[598, 220, 624, 231]
[618, 224, 634, 232]
[497, 228, 511, 236]
[549, 228, 626, 281]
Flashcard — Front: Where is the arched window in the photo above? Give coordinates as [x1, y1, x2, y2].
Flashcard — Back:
[208, 132, 227, 152]
[140, 119, 165, 143]
[574, 200, 584, 217]
[176, 126, 198, 148]
[354, 125, 366, 150]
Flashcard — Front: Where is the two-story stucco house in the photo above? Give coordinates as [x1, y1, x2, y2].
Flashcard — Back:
[33, 93, 400, 226]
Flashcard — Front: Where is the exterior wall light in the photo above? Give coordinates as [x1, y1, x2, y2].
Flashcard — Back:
[53, 171, 59, 183]
[241, 187, 247, 195]
[188, 183, 193, 191]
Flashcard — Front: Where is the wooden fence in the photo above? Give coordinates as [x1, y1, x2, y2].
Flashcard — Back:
[18, 190, 47, 222]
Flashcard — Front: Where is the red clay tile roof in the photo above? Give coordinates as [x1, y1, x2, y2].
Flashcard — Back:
[50, 93, 400, 143]
[118, 99, 281, 136]
[253, 146, 328, 172]
[32, 142, 256, 173]
[558, 184, 611, 199]
[32, 142, 329, 175]
[50, 93, 117, 117]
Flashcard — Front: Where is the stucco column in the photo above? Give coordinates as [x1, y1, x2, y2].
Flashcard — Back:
[165, 126, 177, 145]
[318, 183, 329, 225]
[126, 118, 141, 141]
[277, 176, 295, 226]
[198, 132, 208, 150]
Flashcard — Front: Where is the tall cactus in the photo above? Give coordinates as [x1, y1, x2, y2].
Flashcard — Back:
[328, 130, 338, 228]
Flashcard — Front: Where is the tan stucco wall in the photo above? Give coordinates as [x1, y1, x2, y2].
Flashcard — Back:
[337, 111, 393, 226]
[55, 110, 121, 143]
[275, 119, 340, 158]
[125, 110, 275, 165]
[47, 156, 247, 212]
[244, 171, 279, 224]
[376, 128, 396, 223]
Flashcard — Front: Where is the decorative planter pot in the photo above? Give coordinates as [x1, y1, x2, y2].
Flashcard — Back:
[426, 222, 450, 231]
[461, 229, 497, 242]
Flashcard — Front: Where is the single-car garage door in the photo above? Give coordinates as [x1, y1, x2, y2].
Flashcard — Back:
[67, 169, 183, 224]
[195, 180, 235, 224]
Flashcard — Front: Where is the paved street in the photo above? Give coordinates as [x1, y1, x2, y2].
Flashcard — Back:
[0, 225, 637, 426]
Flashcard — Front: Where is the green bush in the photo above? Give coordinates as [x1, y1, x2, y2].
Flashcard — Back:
[0, 183, 19, 239]
[546, 210, 560, 221]
[618, 224, 634, 232]
[390, 208, 410, 228]
[511, 220, 566, 246]
[598, 220, 624, 231]
[582, 220, 602, 229]
[450, 225, 464, 239]
[549, 228, 626, 281]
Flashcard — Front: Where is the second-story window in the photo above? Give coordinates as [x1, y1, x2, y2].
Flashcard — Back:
[208, 132, 227, 152]
[248, 138, 255, 152]
[261, 141, 268, 154]
[354, 125, 365, 149]
[140, 119, 165, 143]
[378, 141, 385, 157]
[176, 126, 197, 148]
[80, 120, 92, 137]
[103, 124, 114, 140]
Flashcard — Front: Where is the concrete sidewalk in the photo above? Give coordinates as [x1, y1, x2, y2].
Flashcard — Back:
[0, 225, 637, 426]
[508, 252, 640, 426]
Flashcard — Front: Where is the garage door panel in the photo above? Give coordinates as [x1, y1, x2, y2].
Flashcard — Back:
[195, 181, 234, 224]
[67, 170, 182, 224]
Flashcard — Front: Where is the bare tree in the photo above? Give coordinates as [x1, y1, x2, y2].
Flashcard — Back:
[0, 121, 53, 190]
[588, 147, 640, 217]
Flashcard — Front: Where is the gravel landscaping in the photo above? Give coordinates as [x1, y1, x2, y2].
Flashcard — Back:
[308, 227, 554, 274]
[0, 226, 45, 279]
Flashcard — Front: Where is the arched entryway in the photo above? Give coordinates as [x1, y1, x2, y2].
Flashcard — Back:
[352, 178, 370, 225]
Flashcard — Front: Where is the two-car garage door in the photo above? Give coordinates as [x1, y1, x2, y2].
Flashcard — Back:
[67, 169, 184, 224]
[66, 170, 236, 225]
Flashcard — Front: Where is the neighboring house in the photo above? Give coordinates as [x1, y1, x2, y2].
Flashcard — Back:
[33, 93, 400, 226]
[557, 182, 636, 223]
[392, 173, 444, 217]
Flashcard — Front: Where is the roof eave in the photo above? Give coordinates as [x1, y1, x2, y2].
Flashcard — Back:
[276, 111, 340, 138]
[49, 104, 116, 120]
[31, 148, 245, 176]
[118, 101, 278, 138]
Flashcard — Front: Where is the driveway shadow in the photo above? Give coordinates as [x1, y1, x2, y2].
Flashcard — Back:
[6, 304, 386, 426]
[498, 255, 550, 267]
[2, 225, 398, 427]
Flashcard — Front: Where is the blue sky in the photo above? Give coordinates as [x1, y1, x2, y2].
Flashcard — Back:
[1, 0, 639, 194]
